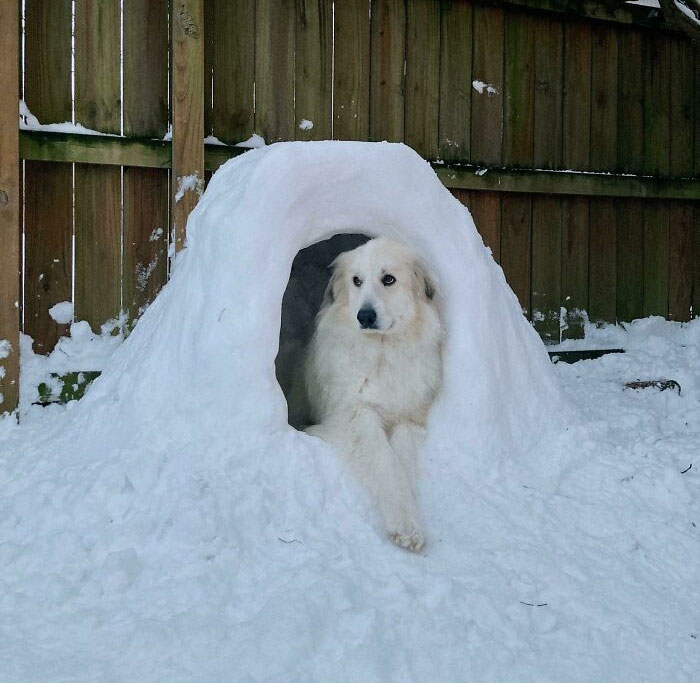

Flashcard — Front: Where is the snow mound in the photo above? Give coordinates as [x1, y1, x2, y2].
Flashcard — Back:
[81, 141, 566, 458]
[17, 143, 700, 682]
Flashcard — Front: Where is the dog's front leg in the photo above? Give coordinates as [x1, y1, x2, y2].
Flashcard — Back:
[319, 406, 425, 552]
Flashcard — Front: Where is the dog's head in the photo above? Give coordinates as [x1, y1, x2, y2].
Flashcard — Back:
[323, 237, 436, 335]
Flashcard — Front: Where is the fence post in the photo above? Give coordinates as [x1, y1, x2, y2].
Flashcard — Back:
[0, 0, 20, 414]
[171, 0, 205, 252]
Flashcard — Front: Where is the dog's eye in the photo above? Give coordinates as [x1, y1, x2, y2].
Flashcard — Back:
[381, 274, 396, 286]
[352, 276, 362, 287]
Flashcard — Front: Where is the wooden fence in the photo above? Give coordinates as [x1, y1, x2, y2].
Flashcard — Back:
[0, 0, 698, 413]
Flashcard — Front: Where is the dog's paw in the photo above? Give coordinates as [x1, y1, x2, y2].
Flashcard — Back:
[389, 524, 425, 553]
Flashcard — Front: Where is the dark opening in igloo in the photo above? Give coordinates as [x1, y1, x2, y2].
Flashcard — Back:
[276, 233, 371, 429]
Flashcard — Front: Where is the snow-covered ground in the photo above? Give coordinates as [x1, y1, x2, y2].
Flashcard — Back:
[1, 143, 698, 682]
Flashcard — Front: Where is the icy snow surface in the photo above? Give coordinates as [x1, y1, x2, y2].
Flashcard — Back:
[1, 142, 698, 682]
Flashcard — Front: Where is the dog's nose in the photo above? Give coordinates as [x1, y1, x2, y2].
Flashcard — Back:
[357, 307, 377, 329]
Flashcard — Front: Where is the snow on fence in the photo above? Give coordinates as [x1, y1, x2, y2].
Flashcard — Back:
[0, 0, 698, 414]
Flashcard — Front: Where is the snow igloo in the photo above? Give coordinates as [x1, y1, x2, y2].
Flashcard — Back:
[80, 141, 566, 470]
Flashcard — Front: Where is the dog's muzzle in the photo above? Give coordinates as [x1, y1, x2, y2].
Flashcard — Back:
[357, 307, 378, 330]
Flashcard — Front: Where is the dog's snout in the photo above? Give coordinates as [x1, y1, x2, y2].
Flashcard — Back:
[357, 307, 377, 329]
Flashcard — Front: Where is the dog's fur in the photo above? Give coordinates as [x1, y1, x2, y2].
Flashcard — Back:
[305, 237, 442, 551]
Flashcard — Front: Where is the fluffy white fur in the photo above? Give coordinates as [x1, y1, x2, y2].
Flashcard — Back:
[305, 237, 442, 551]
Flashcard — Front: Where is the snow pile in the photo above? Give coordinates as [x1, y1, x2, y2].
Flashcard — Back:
[47, 300, 74, 325]
[1, 143, 698, 682]
[19, 316, 126, 410]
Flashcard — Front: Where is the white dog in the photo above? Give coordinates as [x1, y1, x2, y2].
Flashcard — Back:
[305, 237, 442, 551]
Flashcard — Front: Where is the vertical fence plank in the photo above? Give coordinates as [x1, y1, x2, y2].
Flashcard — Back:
[618, 29, 643, 173]
[667, 37, 694, 323]
[212, 0, 255, 144]
[123, 0, 169, 326]
[255, 0, 294, 143]
[668, 35, 694, 179]
[370, 0, 406, 142]
[405, 0, 440, 158]
[643, 33, 670, 177]
[0, 0, 20, 413]
[531, 196, 562, 343]
[616, 199, 644, 322]
[469, 191, 501, 263]
[669, 37, 694, 176]
[503, 11, 534, 167]
[695, 205, 700, 319]
[471, 4, 503, 166]
[74, 0, 121, 332]
[562, 21, 591, 170]
[438, 0, 471, 163]
[501, 194, 531, 316]
[533, 15, 563, 169]
[561, 196, 589, 338]
[588, 198, 617, 323]
[333, 0, 370, 140]
[24, 0, 73, 351]
[643, 201, 669, 317]
[172, 0, 205, 251]
[668, 203, 693, 322]
[590, 24, 618, 172]
[204, 0, 214, 138]
[296, 0, 333, 141]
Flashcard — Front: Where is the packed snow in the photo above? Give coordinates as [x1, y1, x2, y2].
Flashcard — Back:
[0, 142, 698, 682]
[47, 301, 74, 325]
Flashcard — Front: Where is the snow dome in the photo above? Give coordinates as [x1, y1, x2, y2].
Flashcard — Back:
[78, 141, 567, 459]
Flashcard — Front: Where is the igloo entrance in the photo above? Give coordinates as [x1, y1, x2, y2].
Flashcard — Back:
[276, 233, 370, 429]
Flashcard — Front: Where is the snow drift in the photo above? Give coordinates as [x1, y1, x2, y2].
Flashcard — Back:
[15, 143, 700, 683]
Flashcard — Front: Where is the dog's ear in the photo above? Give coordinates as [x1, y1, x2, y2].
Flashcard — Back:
[414, 262, 436, 301]
[321, 253, 347, 308]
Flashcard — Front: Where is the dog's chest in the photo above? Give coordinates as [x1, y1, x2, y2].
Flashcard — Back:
[351, 339, 438, 421]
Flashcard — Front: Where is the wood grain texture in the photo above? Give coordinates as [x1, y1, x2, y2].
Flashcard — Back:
[75, 0, 121, 134]
[123, 168, 168, 324]
[75, 0, 122, 331]
[503, 10, 535, 167]
[669, 36, 694, 178]
[405, 0, 440, 158]
[295, 0, 333, 141]
[212, 0, 255, 143]
[590, 23, 618, 171]
[643, 33, 670, 177]
[694, 205, 700, 319]
[471, 4, 504, 166]
[501, 194, 532, 316]
[172, 0, 205, 250]
[615, 199, 644, 322]
[333, 0, 370, 140]
[531, 195, 562, 343]
[370, 0, 406, 143]
[23, 162, 72, 350]
[617, 29, 643, 174]
[438, 0, 471, 163]
[562, 21, 591, 170]
[667, 202, 693, 321]
[588, 197, 617, 322]
[533, 15, 563, 169]
[0, 0, 20, 412]
[643, 201, 669, 317]
[123, 0, 169, 326]
[468, 191, 501, 262]
[255, 0, 295, 142]
[23, 0, 73, 352]
[561, 196, 589, 338]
